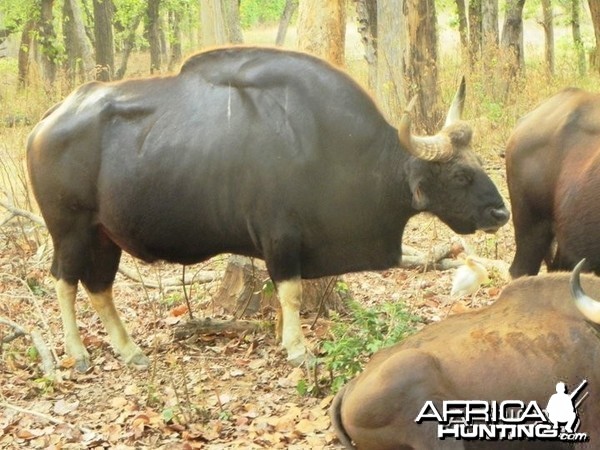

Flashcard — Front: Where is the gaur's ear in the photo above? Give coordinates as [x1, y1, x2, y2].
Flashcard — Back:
[446, 122, 473, 147]
[411, 182, 428, 210]
[405, 159, 429, 210]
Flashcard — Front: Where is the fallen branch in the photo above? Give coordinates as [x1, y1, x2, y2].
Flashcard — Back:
[0, 200, 45, 227]
[173, 317, 270, 341]
[399, 240, 510, 280]
[399, 255, 463, 271]
[1, 400, 96, 436]
[117, 264, 218, 288]
[0, 316, 55, 377]
[400, 241, 462, 271]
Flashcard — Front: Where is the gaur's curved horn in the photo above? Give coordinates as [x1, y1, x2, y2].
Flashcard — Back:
[444, 76, 466, 128]
[398, 96, 454, 162]
[570, 258, 600, 323]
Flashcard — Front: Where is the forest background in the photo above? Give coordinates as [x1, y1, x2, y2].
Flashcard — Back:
[1, 0, 600, 448]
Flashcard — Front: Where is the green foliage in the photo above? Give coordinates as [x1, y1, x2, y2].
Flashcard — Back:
[27, 345, 39, 361]
[435, 0, 459, 17]
[146, 383, 163, 408]
[113, 0, 146, 30]
[218, 409, 232, 421]
[26, 277, 47, 296]
[113, 0, 147, 50]
[262, 279, 276, 296]
[322, 300, 421, 394]
[33, 376, 55, 395]
[162, 407, 175, 423]
[482, 99, 504, 124]
[161, 292, 182, 306]
[295, 378, 309, 396]
[0, 0, 37, 32]
[240, 0, 286, 29]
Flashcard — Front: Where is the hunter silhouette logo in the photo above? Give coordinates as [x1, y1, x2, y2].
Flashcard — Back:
[545, 380, 588, 434]
[415, 379, 590, 443]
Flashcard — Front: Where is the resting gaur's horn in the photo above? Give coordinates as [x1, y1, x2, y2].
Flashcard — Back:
[398, 95, 454, 162]
[570, 258, 600, 323]
[444, 75, 466, 127]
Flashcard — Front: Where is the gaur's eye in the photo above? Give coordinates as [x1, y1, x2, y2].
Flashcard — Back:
[455, 173, 471, 186]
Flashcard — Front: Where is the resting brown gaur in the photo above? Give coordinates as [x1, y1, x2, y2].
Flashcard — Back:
[27, 47, 509, 371]
[330, 260, 600, 449]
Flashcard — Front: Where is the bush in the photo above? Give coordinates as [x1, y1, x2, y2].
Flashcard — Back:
[321, 299, 421, 394]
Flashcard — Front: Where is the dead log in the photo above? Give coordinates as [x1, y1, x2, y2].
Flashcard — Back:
[173, 317, 269, 340]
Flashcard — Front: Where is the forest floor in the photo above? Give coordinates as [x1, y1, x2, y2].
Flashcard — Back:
[0, 195, 516, 449]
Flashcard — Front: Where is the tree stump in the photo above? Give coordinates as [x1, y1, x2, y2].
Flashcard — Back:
[213, 255, 348, 319]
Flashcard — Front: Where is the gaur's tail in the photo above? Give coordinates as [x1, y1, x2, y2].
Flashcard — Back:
[329, 385, 356, 449]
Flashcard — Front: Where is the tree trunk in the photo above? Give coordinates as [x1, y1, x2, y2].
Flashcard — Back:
[223, 0, 244, 44]
[355, 0, 377, 90]
[93, 0, 115, 81]
[200, 0, 227, 47]
[454, 0, 469, 64]
[297, 0, 346, 67]
[376, 0, 406, 124]
[589, 0, 600, 73]
[276, 0, 298, 46]
[404, 0, 440, 133]
[63, 0, 95, 85]
[468, 0, 482, 65]
[18, 19, 36, 87]
[481, 0, 498, 51]
[159, 20, 168, 63]
[541, 0, 554, 76]
[115, 13, 143, 80]
[572, 0, 586, 76]
[213, 256, 347, 319]
[63, 0, 79, 86]
[81, 0, 96, 46]
[168, 8, 183, 71]
[146, 0, 162, 74]
[500, 0, 526, 78]
[480, 0, 500, 95]
[39, 0, 58, 85]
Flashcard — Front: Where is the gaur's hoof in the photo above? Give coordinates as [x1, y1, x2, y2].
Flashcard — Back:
[287, 349, 317, 367]
[127, 353, 151, 370]
[74, 356, 92, 373]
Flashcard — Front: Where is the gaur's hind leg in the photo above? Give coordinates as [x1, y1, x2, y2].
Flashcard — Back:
[49, 213, 97, 371]
[50, 214, 148, 371]
[79, 227, 149, 369]
[81, 285, 149, 369]
[55, 279, 90, 372]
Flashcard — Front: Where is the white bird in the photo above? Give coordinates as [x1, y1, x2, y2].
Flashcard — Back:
[451, 255, 489, 297]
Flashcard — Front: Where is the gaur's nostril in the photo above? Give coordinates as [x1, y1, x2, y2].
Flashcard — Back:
[490, 208, 510, 223]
